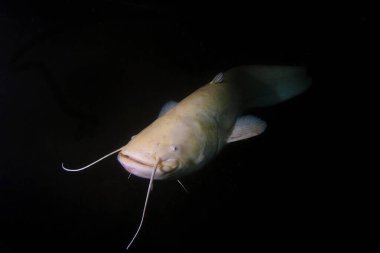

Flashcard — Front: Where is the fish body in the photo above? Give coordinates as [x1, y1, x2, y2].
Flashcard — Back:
[118, 74, 241, 179]
[118, 65, 311, 180]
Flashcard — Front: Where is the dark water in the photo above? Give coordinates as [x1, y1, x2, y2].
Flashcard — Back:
[1, 2, 315, 252]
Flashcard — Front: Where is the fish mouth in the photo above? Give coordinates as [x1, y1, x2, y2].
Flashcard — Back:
[118, 152, 155, 168]
[117, 152, 179, 180]
[117, 152, 159, 179]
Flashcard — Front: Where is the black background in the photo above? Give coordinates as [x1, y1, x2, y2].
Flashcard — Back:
[0, 1, 333, 252]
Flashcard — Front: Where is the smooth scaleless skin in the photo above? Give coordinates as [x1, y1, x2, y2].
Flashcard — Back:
[117, 65, 311, 180]
[118, 77, 241, 180]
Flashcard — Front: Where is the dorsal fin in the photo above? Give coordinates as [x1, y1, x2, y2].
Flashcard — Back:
[211, 72, 224, 84]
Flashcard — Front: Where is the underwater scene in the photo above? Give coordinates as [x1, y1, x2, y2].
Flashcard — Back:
[1, 1, 315, 252]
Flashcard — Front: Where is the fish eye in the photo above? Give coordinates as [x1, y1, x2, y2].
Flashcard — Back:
[170, 145, 178, 152]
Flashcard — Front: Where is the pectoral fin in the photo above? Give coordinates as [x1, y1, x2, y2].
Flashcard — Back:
[158, 101, 178, 117]
[227, 115, 267, 143]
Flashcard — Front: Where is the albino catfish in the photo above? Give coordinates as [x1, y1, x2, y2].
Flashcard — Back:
[62, 65, 311, 250]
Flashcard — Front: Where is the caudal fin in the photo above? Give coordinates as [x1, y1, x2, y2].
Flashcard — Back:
[224, 65, 311, 108]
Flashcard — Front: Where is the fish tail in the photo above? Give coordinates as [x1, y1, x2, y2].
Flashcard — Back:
[224, 65, 312, 108]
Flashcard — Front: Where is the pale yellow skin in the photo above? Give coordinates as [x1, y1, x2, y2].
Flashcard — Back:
[118, 79, 242, 180]
[117, 65, 310, 180]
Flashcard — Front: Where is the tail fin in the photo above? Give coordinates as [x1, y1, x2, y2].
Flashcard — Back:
[224, 65, 311, 108]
